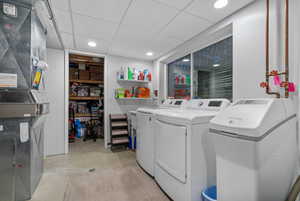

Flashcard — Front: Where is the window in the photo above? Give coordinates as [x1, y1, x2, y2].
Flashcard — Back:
[167, 55, 191, 99]
[193, 37, 233, 100]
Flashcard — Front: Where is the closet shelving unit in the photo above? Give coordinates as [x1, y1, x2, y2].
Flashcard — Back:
[68, 54, 105, 142]
[110, 114, 129, 148]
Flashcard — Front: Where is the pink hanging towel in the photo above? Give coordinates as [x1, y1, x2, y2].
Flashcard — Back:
[288, 82, 296, 92]
[273, 75, 281, 86]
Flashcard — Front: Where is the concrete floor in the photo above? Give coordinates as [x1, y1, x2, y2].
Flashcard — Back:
[30, 140, 170, 201]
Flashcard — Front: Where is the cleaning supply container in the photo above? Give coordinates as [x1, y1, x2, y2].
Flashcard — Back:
[202, 186, 217, 201]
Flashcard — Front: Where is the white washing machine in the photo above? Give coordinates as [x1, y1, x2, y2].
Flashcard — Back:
[154, 99, 230, 201]
[210, 98, 299, 201]
[136, 99, 188, 176]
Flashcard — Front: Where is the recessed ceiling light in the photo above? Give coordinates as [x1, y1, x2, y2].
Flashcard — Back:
[146, 52, 154, 56]
[183, 59, 190, 62]
[88, 41, 97, 47]
[213, 64, 220, 67]
[214, 0, 228, 9]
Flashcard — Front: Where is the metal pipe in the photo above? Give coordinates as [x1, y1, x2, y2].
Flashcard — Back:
[266, 0, 280, 98]
[285, 0, 289, 98]
[43, 0, 65, 49]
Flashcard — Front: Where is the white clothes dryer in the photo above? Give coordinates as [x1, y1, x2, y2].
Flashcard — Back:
[154, 99, 230, 201]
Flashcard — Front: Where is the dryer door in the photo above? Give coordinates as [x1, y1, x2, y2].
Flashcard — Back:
[156, 119, 187, 183]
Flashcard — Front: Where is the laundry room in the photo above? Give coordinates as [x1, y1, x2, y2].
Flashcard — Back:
[0, 0, 299, 201]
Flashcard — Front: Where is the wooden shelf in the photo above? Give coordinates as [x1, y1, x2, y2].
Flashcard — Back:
[70, 79, 103, 84]
[69, 96, 102, 101]
[117, 79, 149, 84]
[74, 113, 103, 118]
[69, 54, 104, 65]
[116, 98, 152, 100]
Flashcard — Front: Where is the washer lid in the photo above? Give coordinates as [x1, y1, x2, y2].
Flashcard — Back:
[137, 107, 161, 114]
[210, 98, 296, 140]
[156, 110, 218, 125]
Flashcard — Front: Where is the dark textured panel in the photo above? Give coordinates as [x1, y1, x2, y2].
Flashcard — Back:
[0, 135, 16, 201]
[0, 2, 31, 88]
[193, 37, 233, 100]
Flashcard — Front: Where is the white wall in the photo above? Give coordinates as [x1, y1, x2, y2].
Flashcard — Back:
[45, 48, 65, 156]
[104, 55, 155, 147]
[156, 0, 295, 101]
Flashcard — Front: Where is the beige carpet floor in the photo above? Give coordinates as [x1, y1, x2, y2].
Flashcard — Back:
[30, 140, 170, 201]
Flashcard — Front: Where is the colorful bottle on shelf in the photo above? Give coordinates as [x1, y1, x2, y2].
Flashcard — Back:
[128, 67, 133, 80]
[144, 69, 148, 81]
[134, 68, 139, 80]
[147, 72, 152, 81]
[124, 67, 128, 80]
[186, 74, 191, 85]
[120, 67, 125, 80]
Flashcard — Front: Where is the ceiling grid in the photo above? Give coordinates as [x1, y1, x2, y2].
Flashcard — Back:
[46, 0, 255, 60]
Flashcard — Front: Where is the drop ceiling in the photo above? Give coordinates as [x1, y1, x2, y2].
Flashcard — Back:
[47, 0, 255, 60]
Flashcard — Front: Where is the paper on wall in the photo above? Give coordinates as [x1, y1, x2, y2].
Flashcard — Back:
[0, 73, 17, 88]
[20, 122, 29, 143]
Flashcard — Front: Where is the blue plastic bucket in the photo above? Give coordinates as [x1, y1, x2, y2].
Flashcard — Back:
[134, 136, 136, 149]
[202, 186, 217, 201]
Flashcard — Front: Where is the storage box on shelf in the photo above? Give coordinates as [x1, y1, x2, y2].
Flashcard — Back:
[110, 114, 129, 149]
[79, 70, 90, 80]
[70, 68, 79, 80]
[90, 72, 102, 81]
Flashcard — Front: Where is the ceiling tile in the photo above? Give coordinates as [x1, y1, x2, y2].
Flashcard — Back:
[154, 0, 193, 10]
[151, 35, 183, 56]
[116, 24, 154, 42]
[50, 0, 69, 11]
[160, 12, 212, 41]
[73, 14, 118, 42]
[71, 0, 131, 23]
[109, 33, 182, 60]
[75, 35, 109, 54]
[61, 32, 74, 49]
[122, 0, 179, 33]
[53, 9, 73, 34]
[185, 0, 255, 23]
[110, 36, 154, 60]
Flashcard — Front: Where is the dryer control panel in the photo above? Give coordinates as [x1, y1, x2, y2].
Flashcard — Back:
[161, 99, 188, 108]
[183, 99, 230, 111]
